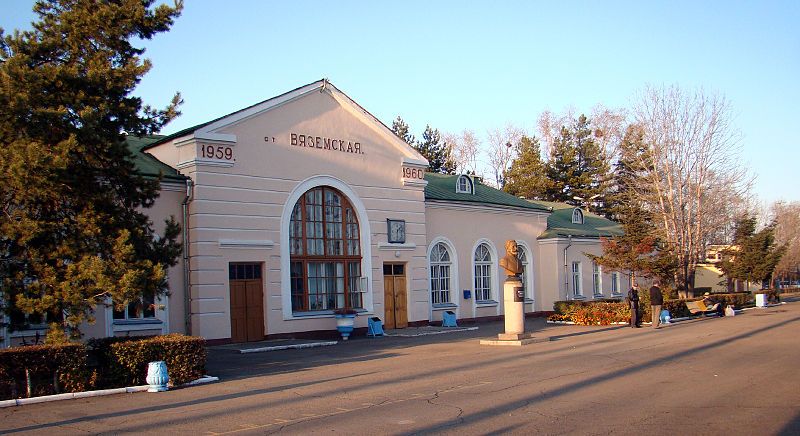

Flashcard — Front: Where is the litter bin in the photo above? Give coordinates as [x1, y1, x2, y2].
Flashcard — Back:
[755, 293, 767, 308]
[442, 310, 458, 327]
[368, 317, 384, 336]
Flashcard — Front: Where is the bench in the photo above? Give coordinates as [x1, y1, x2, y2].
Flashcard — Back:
[685, 300, 721, 316]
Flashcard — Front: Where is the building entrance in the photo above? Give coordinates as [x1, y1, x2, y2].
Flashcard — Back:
[383, 263, 408, 329]
[229, 263, 265, 342]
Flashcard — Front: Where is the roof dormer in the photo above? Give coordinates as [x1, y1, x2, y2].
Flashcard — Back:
[455, 174, 474, 194]
[571, 207, 584, 224]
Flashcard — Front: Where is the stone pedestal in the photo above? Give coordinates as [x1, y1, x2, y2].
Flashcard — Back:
[503, 276, 525, 335]
[480, 276, 550, 346]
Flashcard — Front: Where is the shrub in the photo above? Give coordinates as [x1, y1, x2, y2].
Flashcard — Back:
[89, 334, 206, 388]
[0, 343, 87, 400]
[550, 300, 629, 325]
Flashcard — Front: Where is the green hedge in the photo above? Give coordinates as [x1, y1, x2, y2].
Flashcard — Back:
[89, 334, 206, 387]
[0, 343, 87, 400]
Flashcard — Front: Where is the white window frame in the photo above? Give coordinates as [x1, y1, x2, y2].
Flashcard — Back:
[474, 243, 493, 301]
[429, 242, 452, 305]
[456, 175, 474, 194]
[572, 261, 583, 297]
[516, 241, 534, 303]
[611, 272, 621, 295]
[592, 262, 603, 296]
[572, 208, 584, 224]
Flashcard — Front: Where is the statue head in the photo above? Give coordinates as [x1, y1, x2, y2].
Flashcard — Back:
[505, 239, 518, 256]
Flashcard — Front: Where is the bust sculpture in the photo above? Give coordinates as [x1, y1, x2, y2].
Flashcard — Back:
[499, 239, 523, 278]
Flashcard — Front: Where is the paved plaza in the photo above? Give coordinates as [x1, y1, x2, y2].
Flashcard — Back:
[2, 298, 799, 435]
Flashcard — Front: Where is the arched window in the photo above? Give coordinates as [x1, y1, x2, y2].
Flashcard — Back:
[289, 187, 362, 312]
[572, 208, 584, 224]
[430, 242, 452, 304]
[456, 175, 474, 194]
[474, 243, 493, 301]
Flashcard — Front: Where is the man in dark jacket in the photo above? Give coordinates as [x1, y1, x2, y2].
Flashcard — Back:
[650, 281, 664, 328]
[628, 283, 641, 328]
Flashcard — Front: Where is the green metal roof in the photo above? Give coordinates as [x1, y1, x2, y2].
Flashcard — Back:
[530, 201, 623, 239]
[125, 135, 187, 182]
[424, 173, 551, 212]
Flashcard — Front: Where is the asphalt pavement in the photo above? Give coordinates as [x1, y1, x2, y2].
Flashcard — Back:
[2, 298, 799, 435]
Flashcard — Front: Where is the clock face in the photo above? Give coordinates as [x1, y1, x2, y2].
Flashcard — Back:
[388, 220, 405, 243]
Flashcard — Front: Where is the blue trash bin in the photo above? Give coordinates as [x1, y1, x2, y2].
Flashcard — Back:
[368, 317, 384, 337]
[442, 310, 458, 327]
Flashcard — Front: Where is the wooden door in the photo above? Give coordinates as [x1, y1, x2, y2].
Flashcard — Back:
[383, 263, 408, 329]
[384, 275, 396, 328]
[229, 263, 265, 343]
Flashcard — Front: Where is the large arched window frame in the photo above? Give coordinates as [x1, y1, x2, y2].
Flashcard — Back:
[280, 176, 373, 319]
[289, 186, 362, 312]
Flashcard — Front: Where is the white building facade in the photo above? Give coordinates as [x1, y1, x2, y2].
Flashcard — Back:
[1, 80, 623, 346]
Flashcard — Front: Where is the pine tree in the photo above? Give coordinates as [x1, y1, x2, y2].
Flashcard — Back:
[0, 0, 183, 337]
[591, 124, 675, 285]
[718, 217, 786, 289]
[391, 116, 415, 146]
[504, 135, 551, 199]
[415, 125, 456, 174]
[543, 115, 611, 216]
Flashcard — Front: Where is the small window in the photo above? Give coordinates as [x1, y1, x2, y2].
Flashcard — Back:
[456, 175, 474, 194]
[611, 272, 620, 294]
[572, 261, 582, 297]
[592, 262, 602, 296]
[114, 291, 156, 321]
[572, 208, 584, 224]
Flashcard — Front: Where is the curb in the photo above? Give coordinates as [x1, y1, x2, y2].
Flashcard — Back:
[385, 326, 479, 337]
[238, 341, 338, 354]
[0, 375, 219, 408]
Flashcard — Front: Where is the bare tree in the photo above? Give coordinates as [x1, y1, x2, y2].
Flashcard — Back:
[771, 201, 800, 285]
[537, 108, 575, 155]
[590, 104, 628, 159]
[445, 129, 480, 175]
[632, 85, 750, 297]
[486, 124, 524, 188]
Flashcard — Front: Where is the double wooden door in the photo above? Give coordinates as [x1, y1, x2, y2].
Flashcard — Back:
[383, 263, 408, 329]
[229, 263, 264, 343]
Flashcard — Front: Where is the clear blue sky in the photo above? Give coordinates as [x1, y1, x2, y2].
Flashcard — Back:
[4, 1, 799, 205]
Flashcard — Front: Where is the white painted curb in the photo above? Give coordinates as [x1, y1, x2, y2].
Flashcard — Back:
[0, 375, 218, 408]
[239, 341, 338, 354]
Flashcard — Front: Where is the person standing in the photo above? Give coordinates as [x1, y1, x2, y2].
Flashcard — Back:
[650, 281, 664, 328]
[628, 283, 641, 328]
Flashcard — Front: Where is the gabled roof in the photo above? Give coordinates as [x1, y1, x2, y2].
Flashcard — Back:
[424, 173, 551, 212]
[125, 135, 186, 182]
[530, 201, 622, 239]
[142, 79, 428, 165]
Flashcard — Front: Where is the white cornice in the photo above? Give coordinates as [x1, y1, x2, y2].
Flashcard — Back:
[219, 239, 275, 249]
[402, 157, 428, 168]
[176, 159, 235, 170]
[377, 242, 417, 251]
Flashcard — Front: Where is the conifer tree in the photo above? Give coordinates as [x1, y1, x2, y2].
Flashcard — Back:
[504, 135, 550, 199]
[391, 116, 415, 146]
[0, 0, 184, 337]
[591, 125, 675, 285]
[718, 217, 785, 289]
[543, 115, 611, 216]
[415, 125, 456, 174]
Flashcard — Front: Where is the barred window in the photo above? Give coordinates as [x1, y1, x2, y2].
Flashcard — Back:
[474, 243, 493, 301]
